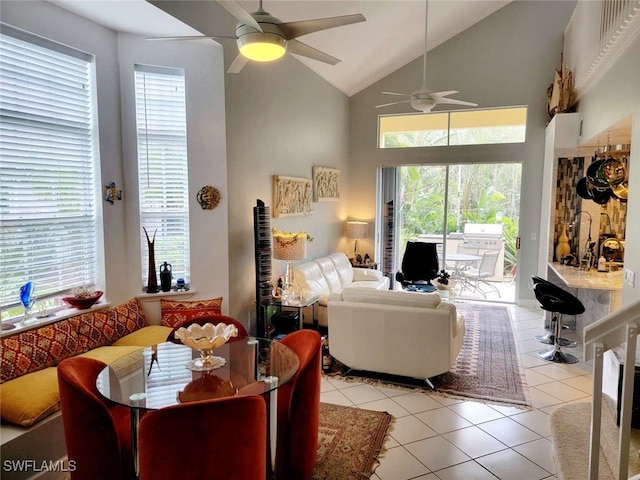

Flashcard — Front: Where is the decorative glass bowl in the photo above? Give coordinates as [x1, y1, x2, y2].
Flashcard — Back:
[62, 290, 103, 310]
[174, 322, 238, 371]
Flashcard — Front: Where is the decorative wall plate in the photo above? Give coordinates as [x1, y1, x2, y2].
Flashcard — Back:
[197, 185, 221, 210]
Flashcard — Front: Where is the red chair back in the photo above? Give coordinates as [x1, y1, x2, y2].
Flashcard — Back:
[276, 330, 322, 480]
[57, 357, 134, 480]
[138, 395, 266, 480]
[166, 314, 248, 343]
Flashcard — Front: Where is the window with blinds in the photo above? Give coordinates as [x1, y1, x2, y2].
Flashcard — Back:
[135, 66, 190, 288]
[0, 25, 99, 312]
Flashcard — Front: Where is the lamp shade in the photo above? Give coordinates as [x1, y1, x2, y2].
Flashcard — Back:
[273, 231, 307, 261]
[346, 221, 368, 239]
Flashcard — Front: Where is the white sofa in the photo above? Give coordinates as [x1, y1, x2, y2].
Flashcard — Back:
[327, 288, 465, 383]
[293, 252, 389, 327]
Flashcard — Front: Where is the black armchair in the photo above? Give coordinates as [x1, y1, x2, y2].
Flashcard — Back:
[395, 241, 439, 293]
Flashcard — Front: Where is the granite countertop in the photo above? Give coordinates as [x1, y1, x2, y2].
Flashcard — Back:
[548, 262, 624, 290]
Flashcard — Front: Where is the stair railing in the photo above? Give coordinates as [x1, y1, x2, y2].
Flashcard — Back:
[584, 299, 640, 480]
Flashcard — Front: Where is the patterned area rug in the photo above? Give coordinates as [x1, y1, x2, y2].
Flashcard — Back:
[433, 302, 530, 406]
[326, 303, 530, 407]
[313, 403, 392, 480]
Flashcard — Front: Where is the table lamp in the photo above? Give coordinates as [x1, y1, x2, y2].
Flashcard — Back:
[346, 221, 368, 256]
[272, 229, 308, 299]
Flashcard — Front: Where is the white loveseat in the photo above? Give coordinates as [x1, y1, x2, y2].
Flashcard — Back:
[327, 288, 465, 383]
[293, 252, 390, 327]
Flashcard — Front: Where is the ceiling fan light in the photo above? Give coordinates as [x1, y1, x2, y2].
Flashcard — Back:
[238, 33, 287, 62]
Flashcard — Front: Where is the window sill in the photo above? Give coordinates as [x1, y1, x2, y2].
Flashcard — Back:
[136, 289, 197, 303]
[1, 303, 112, 338]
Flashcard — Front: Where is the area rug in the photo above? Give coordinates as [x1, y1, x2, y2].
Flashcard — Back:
[433, 302, 530, 406]
[313, 403, 392, 480]
[326, 303, 531, 407]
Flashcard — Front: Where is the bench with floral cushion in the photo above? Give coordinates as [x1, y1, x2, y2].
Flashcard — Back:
[0, 296, 227, 479]
[0, 298, 174, 428]
[0, 295, 225, 428]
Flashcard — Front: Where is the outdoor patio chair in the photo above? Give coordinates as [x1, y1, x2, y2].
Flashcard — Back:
[459, 250, 501, 299]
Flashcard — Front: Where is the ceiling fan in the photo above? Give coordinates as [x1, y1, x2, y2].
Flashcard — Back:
[148, 0, 365, 74]
[375, 0, 477, 113]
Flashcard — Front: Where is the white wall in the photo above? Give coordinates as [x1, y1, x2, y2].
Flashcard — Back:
[224, 56, 351, 329]
[2, 2, 230, 319]
[348, 0, 576, 304]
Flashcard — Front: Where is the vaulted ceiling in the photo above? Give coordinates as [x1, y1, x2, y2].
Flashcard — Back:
[50, 0, 512, 96]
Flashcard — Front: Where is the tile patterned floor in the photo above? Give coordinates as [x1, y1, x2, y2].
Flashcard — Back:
[321, 302, 592, 480]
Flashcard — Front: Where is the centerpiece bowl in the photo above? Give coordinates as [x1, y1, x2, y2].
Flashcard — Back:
[62, 290, 103, 310]
[174, 322, 238, 371]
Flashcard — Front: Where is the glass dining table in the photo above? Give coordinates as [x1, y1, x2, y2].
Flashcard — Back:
[96, 337, 300, 479]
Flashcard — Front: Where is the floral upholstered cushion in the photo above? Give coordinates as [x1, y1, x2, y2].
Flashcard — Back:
[77, 297, 148, 351]
[160, 297, 223, 328]
[0, 318, 83, 384]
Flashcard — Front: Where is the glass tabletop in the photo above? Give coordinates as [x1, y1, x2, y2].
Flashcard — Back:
[269, 294, 321, 308]
[96, 337, 300, 409]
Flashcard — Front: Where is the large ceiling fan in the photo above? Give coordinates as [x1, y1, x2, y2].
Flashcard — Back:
[149, 0, 365, 74]
[376, 0, 477, 113]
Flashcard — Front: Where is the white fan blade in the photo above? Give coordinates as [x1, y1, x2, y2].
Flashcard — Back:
[437, 97, 478, 107]
[376, 100, 411, 109]
[227, 54, 249, 74]
[382, 92, 410, 97]
[432, 90, 459, 98]
[216, 0, 263, 32]
[287, 39, 340, 65]
[147, 36, 236, 41]
[279, 14, 366, 40]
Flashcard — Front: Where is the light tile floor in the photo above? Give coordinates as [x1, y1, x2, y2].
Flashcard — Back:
[320, 302, 593, 480]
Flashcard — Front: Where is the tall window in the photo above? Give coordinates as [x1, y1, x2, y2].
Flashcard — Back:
[135, 65, 190, 288]
[0, 25, 99, 315]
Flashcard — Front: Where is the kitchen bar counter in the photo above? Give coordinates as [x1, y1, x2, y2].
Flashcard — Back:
[548, 262, 623, 290]
[546, 262, 623, 336]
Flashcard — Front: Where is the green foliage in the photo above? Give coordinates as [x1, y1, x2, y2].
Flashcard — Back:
[398, 163, 521, 276]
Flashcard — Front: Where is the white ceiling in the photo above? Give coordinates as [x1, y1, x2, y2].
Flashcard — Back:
[49, 0, 512, 96]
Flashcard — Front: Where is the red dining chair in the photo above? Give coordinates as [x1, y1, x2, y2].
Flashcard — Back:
[166, 314, 248, 343]
[276, 330, 322, 480]
[137, 395, 266, 480]
[57, 357, 135, 480]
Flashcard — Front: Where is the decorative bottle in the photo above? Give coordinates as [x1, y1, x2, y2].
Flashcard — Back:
[555, 223, 570, 262]
[160, 262, 172, 292]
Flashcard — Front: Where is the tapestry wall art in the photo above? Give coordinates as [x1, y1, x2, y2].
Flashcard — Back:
[313, 166, 340, 202]
[273, 175, 313, 218]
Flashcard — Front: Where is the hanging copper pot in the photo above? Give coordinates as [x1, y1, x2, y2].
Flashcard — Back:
[611, 181, 628, 201]
[597, 156, 626, 186]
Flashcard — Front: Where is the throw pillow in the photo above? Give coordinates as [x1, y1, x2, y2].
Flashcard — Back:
[160, 297, 224, 328]
[0, 318, 82, 383]
[77, 297, 148, 351]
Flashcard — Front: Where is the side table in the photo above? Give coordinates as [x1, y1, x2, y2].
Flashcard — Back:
[268, 295, 321, 333]
[352, 262, 379, 270]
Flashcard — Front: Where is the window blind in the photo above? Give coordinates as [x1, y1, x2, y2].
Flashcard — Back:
[0, 25, 98, 309]
[135, 65, 190, 287]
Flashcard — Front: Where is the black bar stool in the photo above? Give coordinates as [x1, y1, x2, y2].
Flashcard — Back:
[533, 282, 585, 364]
[531, 276, 576, 348]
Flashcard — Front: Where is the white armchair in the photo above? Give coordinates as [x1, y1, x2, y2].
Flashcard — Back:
[327, 288, 465, 384]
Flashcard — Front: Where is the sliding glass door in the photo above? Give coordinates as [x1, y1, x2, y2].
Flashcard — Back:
[379, 163, 521, 303]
